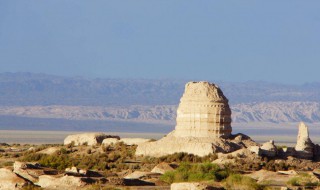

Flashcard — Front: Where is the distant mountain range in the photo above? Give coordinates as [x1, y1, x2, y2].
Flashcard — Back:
[0, 72, 320, 128]
[0, 102, 319, 124]
[1, 72, 320, 106]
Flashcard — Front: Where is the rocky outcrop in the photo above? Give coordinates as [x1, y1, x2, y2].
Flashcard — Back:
[260, 140, 277, 157]
[151, 163, 175, 174]
[246, 170, 294, 186]
[36, 175, 88, 189]
[137, 133, 256, 157]
[102, 138, 119, 145]
[136, 82, 256, 157]
[64, 133, 119, 146]
[295, 122, 314, 159]
[0, 168, 28, 190]
[124, 171, 154, 179]
[13, 161, 44, 183]
[248, 146, 261, 155]
[65, 167, 87, 176]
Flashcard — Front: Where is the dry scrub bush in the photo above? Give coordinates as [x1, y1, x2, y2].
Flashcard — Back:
[20, 142, 137, 172]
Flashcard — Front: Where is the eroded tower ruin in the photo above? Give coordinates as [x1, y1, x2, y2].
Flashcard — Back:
[173, 81, 232, 138]
[136, 81, 254, 157]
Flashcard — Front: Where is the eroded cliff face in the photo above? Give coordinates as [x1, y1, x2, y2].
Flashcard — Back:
[173, 81, 232, 138]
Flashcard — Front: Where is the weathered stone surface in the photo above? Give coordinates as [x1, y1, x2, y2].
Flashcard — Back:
[218, 148, 252, 159]
[64, 133, 119, 146]
[65, 166, 79, 174]
[171, 182, 217, 190]
[65, 167, 88, 177]
[246, 170, 293, 186]
[248, 146, 261, 155]
[277, 170, 298, 175]
[0, 168, 28, 190]
[151, 163, 175, 174]
[260, 140, 277, 157]
[36, 175, 88, 189]
[137, 132, 256, 157]
[102, 138, 119, 145]
[38, 147, 60, 155]
[295, 122, 314, 159]
[13, 161, 44, 183]
[136, 82, 256, 157]
[120, 138, 152, 145]
[124, 171, 153, 179]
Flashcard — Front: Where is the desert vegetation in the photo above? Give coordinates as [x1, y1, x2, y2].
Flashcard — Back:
[2, 142, 320, 190]
[160, 162, 229, 183]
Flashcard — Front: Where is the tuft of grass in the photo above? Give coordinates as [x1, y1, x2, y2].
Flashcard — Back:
[0, 161, 14, 167]
[224, 174, 263, 190]
[287, 173, 319, 187]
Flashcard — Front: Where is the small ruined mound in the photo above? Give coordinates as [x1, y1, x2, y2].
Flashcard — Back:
[136, 81, 256, 157]
[64, 133, 119, 146]
[246, 122, 320, 160]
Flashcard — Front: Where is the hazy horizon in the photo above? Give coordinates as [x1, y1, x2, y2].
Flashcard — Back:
[2, 71, 320, 85]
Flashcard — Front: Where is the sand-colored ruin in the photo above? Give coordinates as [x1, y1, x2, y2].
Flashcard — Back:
[136, 81, 255, 157]
[173, 81, 232, 138]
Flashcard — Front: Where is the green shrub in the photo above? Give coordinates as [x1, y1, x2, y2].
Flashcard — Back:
[59, 148, 68, 154]
[157, 152, 218, 163]
[160, 162, 229, 184]
[287, 177, 300, 186]
[224, 174, 263, 190]
[161, 171, 175, 183]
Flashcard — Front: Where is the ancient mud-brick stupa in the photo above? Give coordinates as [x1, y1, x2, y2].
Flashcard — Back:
[136, 81, 255, 157]
[174, 81, 232, 138]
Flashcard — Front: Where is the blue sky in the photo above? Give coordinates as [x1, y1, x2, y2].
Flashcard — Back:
[0, 1, 319, 84]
